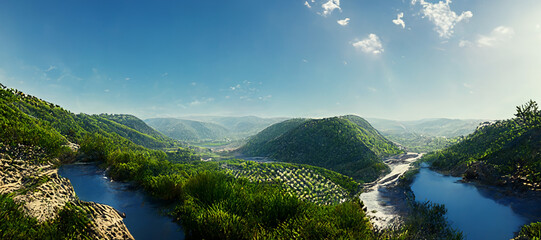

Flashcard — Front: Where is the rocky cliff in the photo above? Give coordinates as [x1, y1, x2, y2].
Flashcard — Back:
[0, 151, 134, 240]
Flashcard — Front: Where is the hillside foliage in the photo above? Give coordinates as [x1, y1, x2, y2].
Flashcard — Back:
[424, 100, 541, 187]
[239, 116, 402, 182]
[367, 118, 482, 152]
[0, 84, 461, 239]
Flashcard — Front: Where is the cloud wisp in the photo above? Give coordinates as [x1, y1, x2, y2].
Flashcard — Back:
[337, 17, 350, 26]
[477, 26, 515, 47]
[321, 0, 341, 16]
[392, 12, 405, 28]
[412, 0, 473, 38]
[352, 34, 384, 55]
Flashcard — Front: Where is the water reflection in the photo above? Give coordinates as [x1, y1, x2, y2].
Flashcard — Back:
[411, 168, 527, 240]
[59, 163, 185, 240]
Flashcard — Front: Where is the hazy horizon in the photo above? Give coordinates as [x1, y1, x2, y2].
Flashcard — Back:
[1, 1, 539, 121]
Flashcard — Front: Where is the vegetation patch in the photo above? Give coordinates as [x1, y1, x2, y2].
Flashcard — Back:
[221, 159, 360, 205]
[238, 115, 403, 182]
[0, 194, 92, 240]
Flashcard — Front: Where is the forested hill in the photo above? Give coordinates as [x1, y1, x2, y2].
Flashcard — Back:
[1, 84, 462, 239]
[100, 114, 176, 143]
[0, 85, 183, 152]
[145, 118, 231, 142]
[144, 116, 288, 143]
[424, 100, 541, 190]
[238, 115, 403, 182]
[184, 116, 289, 137]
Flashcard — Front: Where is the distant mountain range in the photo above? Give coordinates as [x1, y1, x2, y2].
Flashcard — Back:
[144, 116, 287, 142]
[367, 118, 485, 138]
[367, 118, 486, 152]
[237, 115, 403, 182]
[423, 104, 541, 190]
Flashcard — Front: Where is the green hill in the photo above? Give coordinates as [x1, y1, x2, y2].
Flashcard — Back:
[0, 86, 183, 153]
[145, 118, 231, 142]
[0, 85, 375, 239]
[238, 115, 403, 182]
[239, 118, 308, 154]
[145, 116, 288, 143]
[186, 116, 289, 137]
[424, 100, 541, 189]
[100, 114, 173, 141]
[1, 84, 461, 240]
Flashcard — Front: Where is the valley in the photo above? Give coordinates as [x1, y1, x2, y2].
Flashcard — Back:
[1, 84, 540, 240]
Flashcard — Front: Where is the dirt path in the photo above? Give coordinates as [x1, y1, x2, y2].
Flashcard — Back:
[359, 152, 423, 228]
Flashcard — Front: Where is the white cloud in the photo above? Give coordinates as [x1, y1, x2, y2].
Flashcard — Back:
[190, 97, 214, 106]
[337, 18, 350, 26]
[161, 72, 168, 77]
[392, 13, 405, 28]
[458, 39, 472, 47]
[367, 87, 377, 92]
[230, 84, 241, 90]
[304, 1, 311, 9]
[46, 65, 57, 72]
[322, 0, 340, 16]
[412, 0, 473, 38]
[302, 59, 308, 63]
[477, 26, 514, 47]
[258, 95, 272, 101]
[125, 77, 131, 81]
[352, 34, 384, 55]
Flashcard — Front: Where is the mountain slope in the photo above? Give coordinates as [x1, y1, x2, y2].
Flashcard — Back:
[145, 118, 231, 142]
[145, 116, 289, 143]
[424, 101, 541, 189]
[186, 116, 289, 137]
[368, 118, 483, 138]
[0, 86, 182, 151]
[0, 85, 380, 239]
[239, 118, 308, 155]
[367, 118, 484, 152]
[238, 116, 402, 182]
[100, 114, 171, 140]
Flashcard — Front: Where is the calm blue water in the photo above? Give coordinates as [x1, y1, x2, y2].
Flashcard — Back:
[58, 163, 185, 240]
[411, 168, 527, 240]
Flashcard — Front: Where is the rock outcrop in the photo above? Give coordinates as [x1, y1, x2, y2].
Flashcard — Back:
[0, 156, 134, 239]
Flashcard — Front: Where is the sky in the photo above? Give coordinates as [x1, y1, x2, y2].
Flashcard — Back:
[0, 0, 540, 121]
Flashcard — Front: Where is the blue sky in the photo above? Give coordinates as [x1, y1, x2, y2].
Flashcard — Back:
[1, 0, 540, 120]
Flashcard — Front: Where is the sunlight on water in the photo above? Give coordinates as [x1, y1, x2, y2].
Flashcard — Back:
[411, 168, 526, 240]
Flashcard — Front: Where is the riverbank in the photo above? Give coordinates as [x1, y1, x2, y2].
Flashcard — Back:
[359, 152, 423, 228]
[0, 154, 134, 240]
[59, 163, 185, 240]
[429, 164, 541, 227]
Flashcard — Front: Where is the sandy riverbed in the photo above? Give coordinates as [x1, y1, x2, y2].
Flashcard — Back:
[359, 152, 423, 228]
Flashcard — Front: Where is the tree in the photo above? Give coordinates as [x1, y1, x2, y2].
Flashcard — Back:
[515, 99, 541, 126]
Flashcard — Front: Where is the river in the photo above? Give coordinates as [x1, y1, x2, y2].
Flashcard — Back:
[360, 153, 423, 228]
[58, 163, 185, 240]
[411, 167, 536, 240]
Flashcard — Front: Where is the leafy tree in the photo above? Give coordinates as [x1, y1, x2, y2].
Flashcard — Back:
[516, 99, 541, 127]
